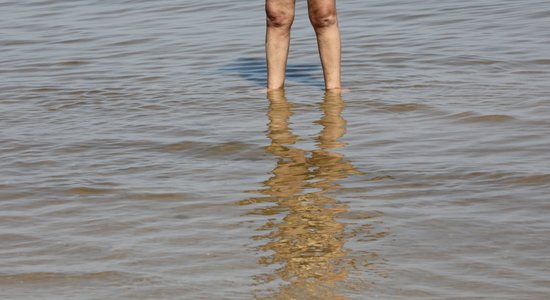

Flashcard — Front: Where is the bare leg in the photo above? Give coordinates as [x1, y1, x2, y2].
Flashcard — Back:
[265, 0, 295, 90]
[308, 0, 341, 90]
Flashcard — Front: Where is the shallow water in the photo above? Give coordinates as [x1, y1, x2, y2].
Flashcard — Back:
[1, 0, 550, 299]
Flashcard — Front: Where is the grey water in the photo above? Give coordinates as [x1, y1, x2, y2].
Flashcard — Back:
[1, 0, 550, 299]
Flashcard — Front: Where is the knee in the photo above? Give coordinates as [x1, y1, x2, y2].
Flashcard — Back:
[266, 10, 294, 29]
[310, 9, 338, 29]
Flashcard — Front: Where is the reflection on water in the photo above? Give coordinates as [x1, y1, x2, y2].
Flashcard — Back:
[239, 91, 368, 299]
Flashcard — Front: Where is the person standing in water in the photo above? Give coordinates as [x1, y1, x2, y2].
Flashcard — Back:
[265, 0, 341, 91]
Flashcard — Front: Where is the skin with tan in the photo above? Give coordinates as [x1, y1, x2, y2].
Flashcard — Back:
[265, 0, 341, 90]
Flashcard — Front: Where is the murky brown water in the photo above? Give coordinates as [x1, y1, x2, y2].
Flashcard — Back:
[1, 0, 550, 299]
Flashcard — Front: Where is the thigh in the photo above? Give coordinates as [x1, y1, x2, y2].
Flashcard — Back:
[266, 0, 296, 17]
[307, 0, 337, 16]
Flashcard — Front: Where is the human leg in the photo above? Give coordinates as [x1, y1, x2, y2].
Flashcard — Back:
[265, 0, 295, 90]
[307, 0, 341, 90]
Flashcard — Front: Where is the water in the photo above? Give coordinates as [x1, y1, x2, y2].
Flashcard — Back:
[1, 0, 550, 299]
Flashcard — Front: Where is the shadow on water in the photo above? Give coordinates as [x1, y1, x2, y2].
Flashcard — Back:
[220, 57, 325, 88]
[238, 91, 380, 299]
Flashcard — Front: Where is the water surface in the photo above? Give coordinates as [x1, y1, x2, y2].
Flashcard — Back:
[1, 0, 550, 299]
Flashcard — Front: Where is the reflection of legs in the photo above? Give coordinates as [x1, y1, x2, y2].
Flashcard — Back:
[266, 90, 308, 197]
[308, 0, 341, 90]
[310, 91, 359, 192]
[266, 90, 296, 145]
[266, 0, 296, 90]
[319, 91, 346, 149]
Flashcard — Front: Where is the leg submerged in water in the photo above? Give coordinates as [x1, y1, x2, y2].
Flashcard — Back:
[265, 0, 340, 91]
[265, 0, 296, 91]
[308, 0, 341, 90]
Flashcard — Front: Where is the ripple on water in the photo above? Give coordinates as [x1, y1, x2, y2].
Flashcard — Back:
[450, 111, 516, 123]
